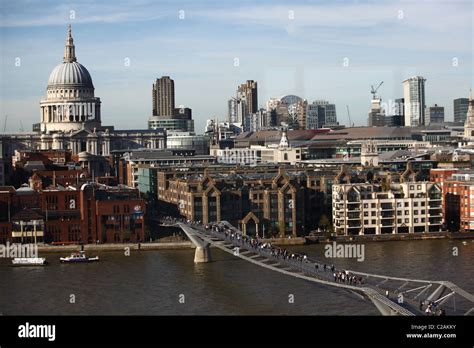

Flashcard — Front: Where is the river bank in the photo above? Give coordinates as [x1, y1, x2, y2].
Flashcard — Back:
[27, 231, 474, 253]
[36, 241, 194, 253]
[306, 231, 474, 244]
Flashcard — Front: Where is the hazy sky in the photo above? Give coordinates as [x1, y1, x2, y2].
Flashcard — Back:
[1, 0, 473, 133]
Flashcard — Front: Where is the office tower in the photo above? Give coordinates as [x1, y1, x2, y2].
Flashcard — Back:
[395, 98, 404, 119]
[152, 76, 175, 117]
[425, 104, 444, 125]
[307, 100, 338, 128]
[307, 103, 319, 129]
[385, 115, 404, 127]
[454, 98, 469, 124]
[228, 98, 238, 123]
[403, 76, 426, 126]
[383, 98, 405, 127]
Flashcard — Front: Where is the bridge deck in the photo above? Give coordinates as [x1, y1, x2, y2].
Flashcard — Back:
[166, 219, 473, 316]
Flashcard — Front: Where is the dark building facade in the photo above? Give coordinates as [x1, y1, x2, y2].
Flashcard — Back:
[454, 98, 469, 124]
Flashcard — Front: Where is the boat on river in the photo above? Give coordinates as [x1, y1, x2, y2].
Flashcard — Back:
[12, 257, 47, 266]
[60, 251, 99, 263]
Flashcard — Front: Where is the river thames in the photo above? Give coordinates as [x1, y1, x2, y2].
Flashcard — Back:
[0, 239, 472, 315]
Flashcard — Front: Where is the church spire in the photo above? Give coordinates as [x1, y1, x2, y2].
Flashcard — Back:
[63, 24, 76, 63]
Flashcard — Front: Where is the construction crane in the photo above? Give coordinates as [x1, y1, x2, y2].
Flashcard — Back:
[370, 81, 384, 100]
[346, 105, 354, 127]
[3, 115, 7, 132]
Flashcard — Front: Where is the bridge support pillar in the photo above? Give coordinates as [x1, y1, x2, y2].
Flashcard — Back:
[194, 244, 211, 263]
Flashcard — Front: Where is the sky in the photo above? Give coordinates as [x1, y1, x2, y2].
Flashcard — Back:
[0, 0, 473, 133]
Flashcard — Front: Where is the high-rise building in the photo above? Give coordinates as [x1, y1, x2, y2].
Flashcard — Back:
[228, 98, 238, 123]
[238, 80, 258, 114]
[306, 103, 319, 129]
[234, 80, 258, 129]
[425, 104, 444, 125]
[152, 76, 175, 117]
[368, 98, 386, 127]
[454, 98, 469, 124]
[307, 100, 338, 129]
[394, 98, 405, 123]
[385, 115, 404, 127]
[403, 76, 426, 127]
[149, 77, 194, 132]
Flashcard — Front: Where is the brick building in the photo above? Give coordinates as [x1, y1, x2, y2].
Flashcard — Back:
[443, 171, 474, 232]
[156, 165, 336, 237]
[0, 183, 145, 244]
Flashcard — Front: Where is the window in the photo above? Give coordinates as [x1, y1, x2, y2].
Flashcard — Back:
[405, 218, 409, 223]
[363, 203, 368, 208]
[410, 185, 414, 190]
[421, 218, 425, 222]
[421, 202, 426, 207]
[404, 202, 409, 207]
[372, 220, 376, 224]
[371, 203, 376, 208]
[364, 220, 369, 225]
[371, 212, 376, 216]
[405, 211, 409, 215]
[397, 211, 402, 216]
[417, 185, 421, 190]
[414, 210, 418, 215]
[364, 212, 368, 217]
[397, 219, 402, 223]
[414, 218, 418, 223]
[421, 210, 425, 214]
[414, 202, 418, 207]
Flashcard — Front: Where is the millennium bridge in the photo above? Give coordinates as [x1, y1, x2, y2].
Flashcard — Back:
[161, 219, 473, 316]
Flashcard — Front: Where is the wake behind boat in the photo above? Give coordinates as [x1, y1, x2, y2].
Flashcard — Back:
[60, 251, 99, 263]
[12, 257, 47, 266]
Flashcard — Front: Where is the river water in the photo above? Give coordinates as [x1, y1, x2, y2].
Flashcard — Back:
[0, 239, 472, 315]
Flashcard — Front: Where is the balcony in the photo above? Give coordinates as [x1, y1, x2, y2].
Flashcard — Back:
[347, 213, 360, 219]
[381, 204, 394, 211]
[381, 212, 395, 218]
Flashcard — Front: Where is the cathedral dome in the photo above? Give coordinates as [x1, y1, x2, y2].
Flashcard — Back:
[48, 61, 93, 88]
[46, 24, 94, 89]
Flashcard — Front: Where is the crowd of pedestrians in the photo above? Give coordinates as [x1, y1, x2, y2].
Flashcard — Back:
[205, 221, 366, 287]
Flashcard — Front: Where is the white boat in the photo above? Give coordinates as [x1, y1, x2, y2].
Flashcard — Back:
[12, 257, 47, 266]
[60, 251, 99, 263]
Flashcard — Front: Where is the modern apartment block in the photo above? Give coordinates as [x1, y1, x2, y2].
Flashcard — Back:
[332, 180, 443, 235]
